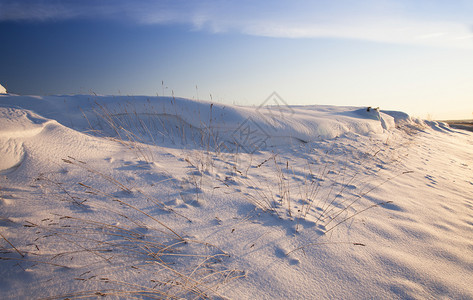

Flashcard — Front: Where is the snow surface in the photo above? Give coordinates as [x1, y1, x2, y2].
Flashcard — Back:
[0, 94, 472, 299]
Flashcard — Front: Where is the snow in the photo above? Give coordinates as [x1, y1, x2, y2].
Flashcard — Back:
[0, 94, 472, 299]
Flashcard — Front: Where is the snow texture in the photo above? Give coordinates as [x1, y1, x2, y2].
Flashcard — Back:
[0, 94, 472, 299]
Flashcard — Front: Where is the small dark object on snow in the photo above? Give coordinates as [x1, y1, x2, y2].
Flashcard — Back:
[367, 107, 379, 112]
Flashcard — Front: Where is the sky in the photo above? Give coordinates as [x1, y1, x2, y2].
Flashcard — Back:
[0, 0, 472, 120]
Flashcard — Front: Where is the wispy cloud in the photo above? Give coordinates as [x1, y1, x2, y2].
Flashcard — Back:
[1, 0, 472, 48]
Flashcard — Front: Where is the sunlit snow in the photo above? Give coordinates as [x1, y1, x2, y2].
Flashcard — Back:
[0, 94, 472, 299]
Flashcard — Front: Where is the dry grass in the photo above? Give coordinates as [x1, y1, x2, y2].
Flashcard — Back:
[1, 158, 244, 299]
[229, 140, 413, 236]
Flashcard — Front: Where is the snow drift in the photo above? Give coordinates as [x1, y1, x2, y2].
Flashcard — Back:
[0, 94, 472, 299]
[0, 94, 435, 153]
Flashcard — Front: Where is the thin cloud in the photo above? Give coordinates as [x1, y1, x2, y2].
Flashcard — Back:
[1, 0, 472, 48]
[0, 1, 90, 21]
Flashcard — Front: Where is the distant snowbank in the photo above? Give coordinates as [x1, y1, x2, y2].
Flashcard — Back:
[0, 94, 448, 152]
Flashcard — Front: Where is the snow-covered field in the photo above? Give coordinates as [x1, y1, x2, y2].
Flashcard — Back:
[0, 94, 472, 299]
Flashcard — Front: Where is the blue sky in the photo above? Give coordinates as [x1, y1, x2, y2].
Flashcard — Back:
[0, 0, 472, 120]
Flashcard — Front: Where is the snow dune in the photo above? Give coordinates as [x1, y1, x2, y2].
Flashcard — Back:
[0, 94, 472, 299]
[0, 94, 415, 150]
